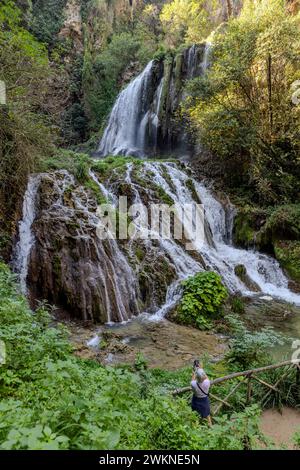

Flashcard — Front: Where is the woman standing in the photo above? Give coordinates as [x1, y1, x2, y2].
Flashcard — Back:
[191, 368, 212, 426]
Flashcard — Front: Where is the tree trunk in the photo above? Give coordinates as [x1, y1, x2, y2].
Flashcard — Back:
[226, 0, 233, 20]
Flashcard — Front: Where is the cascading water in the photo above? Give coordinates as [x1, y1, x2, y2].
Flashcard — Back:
[14, 41, 300, 324]
[14, 161, 300, 323]
[96, 161, 300, 320]
[97, 61, 155, 157]
[14, 170, 140, 323]
[134, 163, 300, 319]
[97, 44, 207, 158]
[13, 175, 41, 294]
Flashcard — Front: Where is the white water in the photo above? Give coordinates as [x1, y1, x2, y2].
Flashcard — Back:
[89, 171, 140, 322]
[15, 162, 300, 323]
[14, 41, 300, 322]
[13, 175, 41, 294]
[98, 44, 207, 158]
[92, 160, 300, 320]
[98, 61, 154, 157]
[134, 163, 300, 319]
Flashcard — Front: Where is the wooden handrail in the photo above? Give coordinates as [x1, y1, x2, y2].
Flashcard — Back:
[172, 359, 300, 396]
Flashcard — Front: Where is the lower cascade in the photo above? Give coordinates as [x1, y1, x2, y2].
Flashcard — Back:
[14, 161, 300, 323]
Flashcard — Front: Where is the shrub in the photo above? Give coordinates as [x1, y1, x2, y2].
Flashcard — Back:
[176, 271, 228, 330]
[230, 295, 245, 315]
[225, 315, 285, 368]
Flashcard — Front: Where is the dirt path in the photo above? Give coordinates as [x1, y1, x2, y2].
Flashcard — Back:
[260, 406, 300, 449]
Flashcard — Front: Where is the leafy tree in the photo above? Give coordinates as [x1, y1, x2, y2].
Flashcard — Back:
[29, 0, 68, 47]
[160, 0, 219, 47]
[0, 1, 53, 239]
[185, 0, 300, 204]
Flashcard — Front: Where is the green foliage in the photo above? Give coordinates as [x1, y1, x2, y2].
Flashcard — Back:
[259, 204, 300, 243]
[233, 204, 300, 282]
[293, 430, 300, 449]
[274, 240, 300, 282]
[225, 314, 285, 368]
[83, 31, 154, 131]
[177, 271, 228, 330]
[0, 262, 267, 450]
[41, 149, 91, 181]
[0, 0, 54, 236]
[29, 0, 68, 47]
[91, 156, 142, 180]
[160, 0, 219, 47]
[186, 0, 300, 205]
[230, 295, 245, 315]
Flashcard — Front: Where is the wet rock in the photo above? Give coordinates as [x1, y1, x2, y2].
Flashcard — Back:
[234, 264, 261, 292]
[27, 171, 140, 323]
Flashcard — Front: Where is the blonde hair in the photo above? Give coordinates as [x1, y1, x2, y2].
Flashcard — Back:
[196, 368, 208, 383]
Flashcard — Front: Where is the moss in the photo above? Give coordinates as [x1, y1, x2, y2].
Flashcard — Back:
[156, 186, 174, 206]
[135, 246, 145, 262]
[274, 240, 300, 282]
[41, 150, 91, 178]
[174, 51, 183, 94]
[234, 264, 260, 291]
[257, 204, 300, 246]
[53, 254, 61, 278]
[233, 206, 267, 248]
[186, 178, 201, 204]
[91, 156, 143, 181]
[234, 264, 247, 277]
[84, 178, 107, 205]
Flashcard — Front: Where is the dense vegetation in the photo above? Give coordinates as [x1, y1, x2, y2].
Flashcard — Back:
[186, 0, 300, 206]
[174, 271, 228, 330]
[1, 0, 300, 451]
[0, 262, 299, 450]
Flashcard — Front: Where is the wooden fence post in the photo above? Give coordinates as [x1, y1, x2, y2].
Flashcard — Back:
[246, 373, 252, 405]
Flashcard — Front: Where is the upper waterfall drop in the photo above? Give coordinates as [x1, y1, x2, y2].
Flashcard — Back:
[97, 44, 209, 158]
[97, 61, 155, 158]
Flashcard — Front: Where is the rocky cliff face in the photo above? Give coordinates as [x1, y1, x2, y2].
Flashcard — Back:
[24, 166, 179, 322]
[59, 0, 83, 52]
[15, 158, 300, 324]
[27, 171, 141, 322]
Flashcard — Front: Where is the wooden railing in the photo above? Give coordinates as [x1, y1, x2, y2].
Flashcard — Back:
[172, 359, 300, 415]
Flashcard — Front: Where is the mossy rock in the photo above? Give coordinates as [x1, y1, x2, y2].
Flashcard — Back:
[257, 204, 300, 246]
[186, 178, 201, 204]
[274, 240, 300, 282]
[234, 264, 260, 292]
[233, 206, 267, 248]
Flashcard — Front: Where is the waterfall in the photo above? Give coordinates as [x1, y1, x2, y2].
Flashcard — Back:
[201, 42, 211, 73]
[97, 44, 207, 158]
[98, 161, 300, 320]
[125, 162, 300, 318]
[15, 162, 300, 323]
[89, 170, 140, 322]
[13, 175, 41, 294]
[97, 61, 155, 157]
[14, 41, 300, 323]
